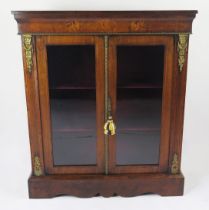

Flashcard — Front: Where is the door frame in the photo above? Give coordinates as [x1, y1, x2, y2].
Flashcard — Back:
[36, 35, 105, 174]
[108, 35, 174, 173]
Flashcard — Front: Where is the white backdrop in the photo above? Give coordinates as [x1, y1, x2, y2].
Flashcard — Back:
[0, 1, 209, 210]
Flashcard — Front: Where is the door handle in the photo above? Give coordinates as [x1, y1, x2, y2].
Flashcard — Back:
[104, 116, 116, 135]
[104, 97, 116, 135]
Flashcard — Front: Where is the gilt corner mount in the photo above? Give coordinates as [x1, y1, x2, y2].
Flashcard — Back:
[23, 34, 33, 73]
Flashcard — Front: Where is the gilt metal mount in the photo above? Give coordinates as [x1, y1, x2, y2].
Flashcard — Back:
[23, 34, 33, 73]
[177, 33, 189, 72]
[171, 153, 179, 174]
[34, 156, 42, 176]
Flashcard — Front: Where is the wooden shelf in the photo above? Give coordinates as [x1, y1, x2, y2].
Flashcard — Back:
[53, 128, 94, 132]
[53, 127, 160, 133]
[118, 84, 162, 89]
[50, 84, 162, 91]
[118, 128, 160, 132]
[50, 86, 95, 90]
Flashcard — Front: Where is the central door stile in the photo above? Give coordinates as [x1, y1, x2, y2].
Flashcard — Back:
[104, 35, 109, 175]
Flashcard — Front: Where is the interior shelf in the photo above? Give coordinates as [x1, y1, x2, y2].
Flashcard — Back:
[50, 86, 95, 90]
[50, 84, 162, 90]
[53, 127, 160, 133]
[53, 128, 94, 132]
[118, 84, 162, 89]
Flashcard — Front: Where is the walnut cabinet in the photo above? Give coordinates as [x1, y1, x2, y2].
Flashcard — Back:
[12, 11, 197, 198]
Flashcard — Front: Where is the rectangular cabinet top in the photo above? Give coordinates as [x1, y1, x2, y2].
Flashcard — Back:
[12, 10, 197, 34]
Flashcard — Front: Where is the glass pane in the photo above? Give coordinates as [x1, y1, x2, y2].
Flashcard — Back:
[116, 45, 164, 165]
[47, 45, 96, 165]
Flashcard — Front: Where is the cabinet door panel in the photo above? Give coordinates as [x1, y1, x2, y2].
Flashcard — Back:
[36, 36, 105, 174]
[108, 36, 174, 173]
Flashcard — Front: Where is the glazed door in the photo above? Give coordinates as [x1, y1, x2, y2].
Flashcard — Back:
[108, 36, 174, 173]
[36, 36, 105, 174]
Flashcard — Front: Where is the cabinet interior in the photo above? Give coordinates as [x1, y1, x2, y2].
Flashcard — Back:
[47, 44, 165, 166]
[116, 45, 164, 165]
[47, 45, 97, 166]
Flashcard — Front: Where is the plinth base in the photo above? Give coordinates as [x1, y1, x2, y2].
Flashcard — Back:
[28, 173, 184, 198]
